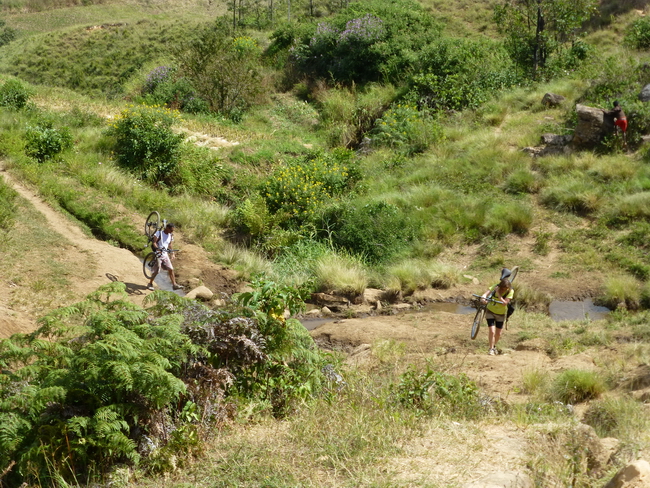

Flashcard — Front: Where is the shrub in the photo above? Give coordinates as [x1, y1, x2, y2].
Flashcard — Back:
[24, 122, 73, 162]
[372, 103, 442, 154]
[550, 369, 606, 404]
[393, 365, 480, 419]
[261, 150, 359, 229]
[0, 79, 31, 109]
[601, 192, 650, 226]
[107, 105, 184, 186]
[0, 19, 16, 47]
[540, 176, 602, 215]
[625, 16, 650, 49]
[327, 200, 421, 264]
[176, 22, 263, 117]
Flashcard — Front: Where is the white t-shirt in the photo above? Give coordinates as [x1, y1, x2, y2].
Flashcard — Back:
[155, 230, 173, 251]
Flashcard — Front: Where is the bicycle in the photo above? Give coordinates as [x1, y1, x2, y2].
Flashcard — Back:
[470, 266, 518, 340]
[142, 211, 181, 280]
[143, 247, 181, 280]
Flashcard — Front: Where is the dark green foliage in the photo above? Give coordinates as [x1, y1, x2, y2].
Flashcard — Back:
[258, 149, 360, 230]
[0, 176, 17, 230]
[325, 200, 420, 264]
[141, 66, 209, 115]
[407, 38, 520, 111]
[107, 105, 184, 187]
[175, 21, 263, 117]
[0, 79, 31, 109]
[493, 0, 597, 79]
[24, 122, 73, 162]
[393, 365, 480, 419]
[276, 0, 442, 85]
[0, 19, 16, 47]
[0, 283, 196, 485]
[625, 16, 650, 49]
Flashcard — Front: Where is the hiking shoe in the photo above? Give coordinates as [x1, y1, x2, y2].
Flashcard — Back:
[488, 348, 496, 356]
[173, 284, 184, 290]
[146, 284, 155, 291]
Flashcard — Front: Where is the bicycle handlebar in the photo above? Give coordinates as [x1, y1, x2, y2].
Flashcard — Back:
[472, 294, 505, 304]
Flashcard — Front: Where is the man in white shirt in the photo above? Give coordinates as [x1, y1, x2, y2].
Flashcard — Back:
[147, 223, 183, 291]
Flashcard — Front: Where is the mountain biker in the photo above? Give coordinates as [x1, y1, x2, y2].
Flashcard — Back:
[480, 277, 514, 356]
[602, 101, 627, 150]
[146, 222, 183, 291]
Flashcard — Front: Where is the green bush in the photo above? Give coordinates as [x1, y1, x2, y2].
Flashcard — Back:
[625, 17, 650, 49]
[393, 365, 480, 419]
[0, 19, 16, 48]
[550, 369, 606, 404]
[261, 149, 359, 229]
[0, 79, 31, 109]
[24, 122, 73, 162]
[327, 200, 420, 264]
[372, 103, 442, 154]
[107, 105, 184, 186]
[280, 0, 442, 84]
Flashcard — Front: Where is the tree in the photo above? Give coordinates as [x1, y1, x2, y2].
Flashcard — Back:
[494, 0, 597, 79]
[175, 21, 262, 118]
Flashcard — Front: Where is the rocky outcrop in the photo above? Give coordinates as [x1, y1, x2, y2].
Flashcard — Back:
[572, 104, 615, 149]
[542, 92, 566, 107]
[523, 133, 572, 157]
[184, 285, 214, 301]
[640, 84, 650, 102]
[603, 459, 650, 488]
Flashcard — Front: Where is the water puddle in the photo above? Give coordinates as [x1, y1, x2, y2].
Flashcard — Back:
[140, 257, 185, 296]
[548, 298, 609, 321]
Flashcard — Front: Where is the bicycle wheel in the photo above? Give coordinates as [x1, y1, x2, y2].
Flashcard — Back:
[471, 307, 485, 340]
[509, 266, 519, 283]
[143, 252, 157, 280]
[144, 211, 160, 239]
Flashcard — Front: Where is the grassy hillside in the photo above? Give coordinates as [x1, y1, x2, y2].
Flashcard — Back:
[1, 0, 650, 486]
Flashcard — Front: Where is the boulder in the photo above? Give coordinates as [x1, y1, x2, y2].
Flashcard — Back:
[463, 472, 533, 488]
[542, 92, 566, 107]
[184, 285, 214, 301]
[572, 104, 614, 149]
[603, 459, 650, 488]
[640, 84, 650, 102]
[541, 133, 572, 146]
[311, 293, 350, 308]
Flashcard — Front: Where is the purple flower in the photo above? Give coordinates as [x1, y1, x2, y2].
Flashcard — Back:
[143, 66, 174, 94]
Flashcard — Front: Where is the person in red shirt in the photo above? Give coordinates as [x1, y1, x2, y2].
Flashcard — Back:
[603, 101, 627, 150]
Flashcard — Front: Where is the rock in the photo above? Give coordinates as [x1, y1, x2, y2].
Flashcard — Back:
[305, 308, 321, 317]
[184, 285, 214, 301]
[392, 303, 412, 311]
[541, 133, 572, 146]
[632, 387, 650, 402]
[463, 274, 480, 285]
[211, 298, 226, 307]
[602, 437, 621, 464]
[573, 104, 614, 149]
[321, 306, 332, 316]
[375, 300, 382, 311]
[603, 459, 650, 488]
[311, 293, 350, 308]
[640, 84, 650, 102]
[463, 472, 533, 488]
[363, 288, 385, 305]
[515, 338, 549, 352]
[542, 92, 566, 107]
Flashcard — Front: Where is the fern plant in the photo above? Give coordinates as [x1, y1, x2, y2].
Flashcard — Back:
[0, 282, 196, 486]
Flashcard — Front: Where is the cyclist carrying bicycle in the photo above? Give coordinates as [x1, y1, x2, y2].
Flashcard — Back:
[147, 222, 183, 291]
[480, 277, 514, 356]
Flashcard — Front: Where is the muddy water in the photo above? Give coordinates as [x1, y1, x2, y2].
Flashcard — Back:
[300, 299, 610, 329]
[548, 298, 609, 321]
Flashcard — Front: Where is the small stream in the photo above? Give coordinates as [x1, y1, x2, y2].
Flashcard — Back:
[140, 258, 185, 297]
[301, 299, 610, 329]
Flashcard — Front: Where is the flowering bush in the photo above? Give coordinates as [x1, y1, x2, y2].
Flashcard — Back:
[373, 103, 442, 154]
[107, 105, 183, 186]
[261, 151, 358, 229]
[143, 66, 175, 94]
[233, 36, 261, 58]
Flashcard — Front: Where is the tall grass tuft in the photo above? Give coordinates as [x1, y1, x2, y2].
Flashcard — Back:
[216, 242, 272, 279]
[550, 369, 606, 404]
[385, 259, 460, 295]
[583, 397, 650, 441]
[540, 175, 602, 215]
[599, 274, 642, 310]
[314, 252, 368, 296]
